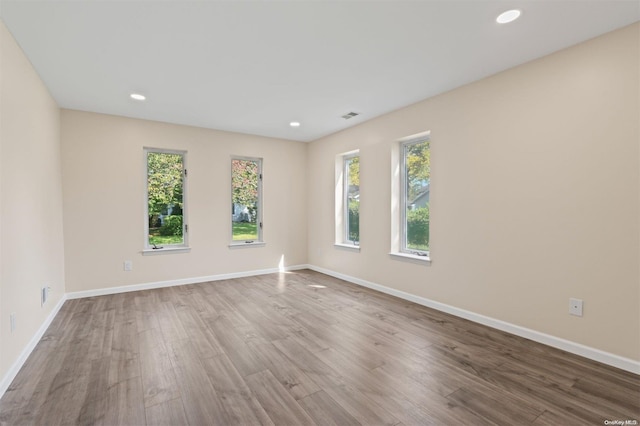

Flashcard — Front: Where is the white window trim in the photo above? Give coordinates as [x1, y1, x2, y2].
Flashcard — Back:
[391, 131, 431, 263]
[142, 246, 191, 256]
[143, 147, 189, 254]
[389, 251, 431, 264]
[335, 150, 360, 250]
[229, 156, 264, 247]
[228, 241, 267, 249]
[334, 243, 360, 252]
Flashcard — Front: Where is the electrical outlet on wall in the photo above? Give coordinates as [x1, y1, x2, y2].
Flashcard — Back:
[124, 260, 133, 272]
[10, 313, 16, 333]
[41, 285, 50, 306]
[569, 298, 583, 316]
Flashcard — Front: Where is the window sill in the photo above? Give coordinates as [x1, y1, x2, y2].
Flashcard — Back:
[142, 246, 191, 256]
[389, 252, 431, 265]
[229, 241, 266, 249]
[334, 243, 360, 252]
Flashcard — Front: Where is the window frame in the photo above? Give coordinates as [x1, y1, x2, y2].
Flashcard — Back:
[334, 150, 360, 251]
[143, 147, 189, 255]
[400, 136, 430, 258]
[343, 153, 360, 246]
[230, 156, 264, 247]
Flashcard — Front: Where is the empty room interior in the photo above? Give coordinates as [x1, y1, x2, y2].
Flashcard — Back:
[0, 1, 639, 425]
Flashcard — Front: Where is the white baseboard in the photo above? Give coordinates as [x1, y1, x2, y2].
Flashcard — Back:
[66, 264, 309, 299]
[0, 295, 67, 398]
[307, 264, 640, 375]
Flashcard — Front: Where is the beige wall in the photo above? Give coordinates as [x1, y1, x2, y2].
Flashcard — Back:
[0, 21, 66, 379]
[61, 110, 308, 292]
[307, 23, 640, 361]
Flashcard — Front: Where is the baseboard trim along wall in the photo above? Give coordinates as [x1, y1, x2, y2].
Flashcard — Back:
[2, 263, 638, 401]
[0, 296, 67, 398]
[306, 264, 640, 375]
[66, 264, 309, 300]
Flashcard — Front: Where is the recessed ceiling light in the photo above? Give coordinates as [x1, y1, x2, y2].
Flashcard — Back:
[496, 9, 521, 24]
[289, 122, 301, 127]
[130, 93, 146, 101]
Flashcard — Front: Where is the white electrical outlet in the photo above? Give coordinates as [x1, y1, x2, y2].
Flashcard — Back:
[10, 313, 16, 333]
[124, 260, 133, 272]
[41, 286, 49, 306]
[569, 298, 583, 316]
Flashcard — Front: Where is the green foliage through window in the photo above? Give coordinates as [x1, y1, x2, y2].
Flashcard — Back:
[345, 155, 359, 244]
[147, 150, 185, 246]
[405, 140, 430, 202]
[403, 139, 430, 254]
[159, 215, 183, 237]
[232, 158, 262, 241]
[407, 206, 429, 251]
[348, 200, 360, 243]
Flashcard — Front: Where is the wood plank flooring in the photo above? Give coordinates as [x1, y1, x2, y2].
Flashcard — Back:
[1, 269, 638, 425]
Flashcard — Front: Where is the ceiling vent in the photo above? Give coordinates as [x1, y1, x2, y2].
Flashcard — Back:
[341, 112, 360, 120]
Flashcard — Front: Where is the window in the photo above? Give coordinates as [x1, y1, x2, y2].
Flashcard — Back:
[400, 137, 430, 256]
[335, 151, 360, 250]
[231, 157, 263, 244]
[344, 154, 360, 245]
[144, 148, 188, 252]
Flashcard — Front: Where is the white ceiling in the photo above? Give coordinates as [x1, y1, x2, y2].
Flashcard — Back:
[1, 1, 638, 142]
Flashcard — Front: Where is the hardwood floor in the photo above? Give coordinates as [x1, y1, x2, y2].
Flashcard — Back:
[1, 269, 638, 425]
